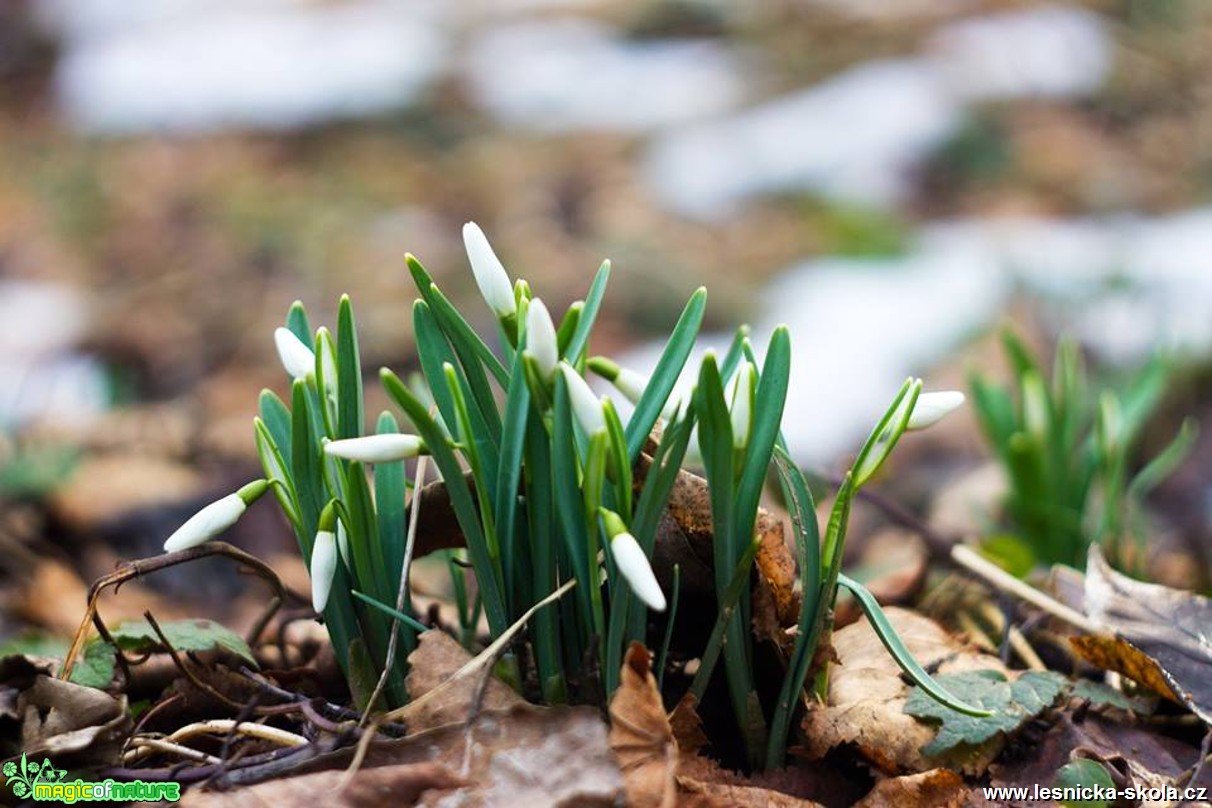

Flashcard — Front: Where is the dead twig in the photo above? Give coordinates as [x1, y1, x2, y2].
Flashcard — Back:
[62, 542, 287, 680]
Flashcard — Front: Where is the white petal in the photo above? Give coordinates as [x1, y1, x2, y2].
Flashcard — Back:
[463, 222, 516, 317]
[906, 390, 966, 431]
[163, 493, 246, 552]
[560, 363, 606, 435]
[610, 532, 666, 612]
[310, 530, 339, 612]
[324, 434, 426, 463]
[524, 298, 559, 381]
[274, 327, 315, 380]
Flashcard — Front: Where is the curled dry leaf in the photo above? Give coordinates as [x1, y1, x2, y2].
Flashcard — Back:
[801, 607, 1010, 776]
[609, 643, 824, 808]
[19, 674, 131, 765]
[1073, 546, 1212, 723]
[609, 642, 678, 808]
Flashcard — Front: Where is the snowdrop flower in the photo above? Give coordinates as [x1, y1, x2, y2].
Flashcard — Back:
[310, 528, 338, 613]
[906, 390, 966, 431]
[601, 509, 665, 611]
[524, 299, 559, 381]
[324, 434, 427, 463]
[463, 222, 516, 318]
[560, 362, 606, 436]
[163, 479, 268, 552]
[274, 327, 315, 380]
[728, 362, 756, 449]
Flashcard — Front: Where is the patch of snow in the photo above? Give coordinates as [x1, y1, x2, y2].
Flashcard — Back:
[617, 208, 1212, 465]
[645, 6, 1113, 219]
[464, 20, 745, 134]
[645, 59, 962, 218]
[929, 5, 1112, 101]
[54, 1, 448, 134]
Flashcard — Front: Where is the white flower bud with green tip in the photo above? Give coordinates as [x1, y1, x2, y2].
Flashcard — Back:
[163, 479, 268, 552]
[274, 327, 315, 381]
[463, 222, 517, 318]
[728, 361, 756, 449]
[601, 508, 665, 612]
[906, 390, 965, 431]
[323, 434, 427, 463]
[524, 298, 559, 381]
[560, 362, 606, 436]
[310, 550, 337, 616]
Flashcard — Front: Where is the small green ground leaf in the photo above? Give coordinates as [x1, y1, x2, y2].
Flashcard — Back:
[110, 619, 256, 667]
[72, 640, 119, 688]
[905, 669, 1066, 757]
[1054, 759, 1115, 808]
[1011, 670, 1069, 714]
[0, 634, 117, 688]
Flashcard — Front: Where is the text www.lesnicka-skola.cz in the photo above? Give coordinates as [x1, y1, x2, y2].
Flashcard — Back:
[982, 784, 1206, 802]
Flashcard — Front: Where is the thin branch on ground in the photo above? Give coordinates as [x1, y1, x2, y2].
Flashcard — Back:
[951, 545, 1100, 634]
[61, 542, 287, 680]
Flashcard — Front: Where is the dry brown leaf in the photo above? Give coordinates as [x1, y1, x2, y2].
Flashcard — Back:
[668, 694, 708, 757]
[403, 629, 523, 731]
[19, 674, 131, 765]
[609, 642, 677, 808]
[1073, 547, 1212, 723]
[854, 769, 966, 808]
[801, 607, 1010, 775]
[677, 778, 822, 807]
[181, 763, 465, 808]
[187, 704, 621, 805]
[48, 453, 203, 532]
[414, 705, 621, 807]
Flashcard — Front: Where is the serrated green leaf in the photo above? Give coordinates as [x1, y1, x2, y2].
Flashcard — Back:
[905, 669, 1066, 757]
[110, 619, 256, 667]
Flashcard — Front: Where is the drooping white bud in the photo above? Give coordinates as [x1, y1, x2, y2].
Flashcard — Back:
[163, 479, 268, 552]
[906, 390, 965, 431]
[524, 298, 559, 381]
[274, 327, 316, 380]
[310, 529, 339, 612]
[600, 508, 665, 611]
[324, 434, 427, 463]
[463, 222, 517, 318]
[559, 362, 606, 436]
